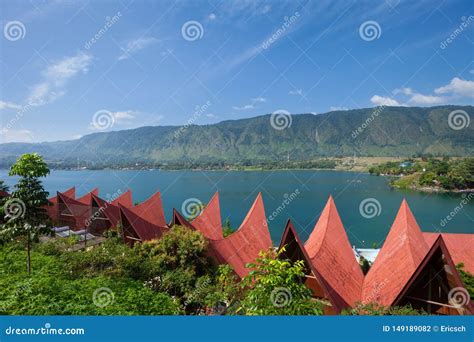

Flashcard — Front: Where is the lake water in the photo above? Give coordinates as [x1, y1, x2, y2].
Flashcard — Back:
[1, 170, 472, 247]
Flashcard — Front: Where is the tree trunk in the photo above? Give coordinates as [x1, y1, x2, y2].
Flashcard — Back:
[26, 231, 31, 274]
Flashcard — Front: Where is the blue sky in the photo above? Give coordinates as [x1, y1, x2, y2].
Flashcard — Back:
[0, 0, 473, 142]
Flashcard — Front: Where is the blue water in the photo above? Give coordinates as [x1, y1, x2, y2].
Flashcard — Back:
[1, 170, 472, 247]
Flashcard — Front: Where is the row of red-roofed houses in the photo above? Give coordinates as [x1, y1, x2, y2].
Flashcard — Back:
[42, 187, 473, 315]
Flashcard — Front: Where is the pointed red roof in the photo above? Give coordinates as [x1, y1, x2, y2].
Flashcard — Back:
[211, 193, 272, 278]
[45, 187, 76, 219]
[362, 199, 429, 306]
[119, 191, 168, 242]
[423, 232, 474, 274]
[77, 188, 99, 205]
[305, 196, 364, 310]
[90, 190, 133, 228]
[57, 192, 91, 229]
[191, 192, 223, 240]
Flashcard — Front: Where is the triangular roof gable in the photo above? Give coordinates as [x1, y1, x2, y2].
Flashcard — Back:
[394, 235, 474, 314]
[57, 192, 91, 227]
[111, 189, 133, 208]
[362, 199, 429, 306]
[49, 186, 76, 204]
[171, 208, 196, 230]
[77, 188, 99, 205]
[211, 193, 272, 278]
[304, 196, 364, 309]
[423, 232, 474, 274]
[119, 204, 167, 241]
[191, 192, 223, 240]
[127, 191, 167, 228]
[278, 219, 345, 310]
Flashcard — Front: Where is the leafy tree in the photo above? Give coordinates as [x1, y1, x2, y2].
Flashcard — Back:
[343, 302, 426, 315]
[456, 263, 474, 299]
[222, 218, 235, 237]
[239, 249, 322, 315]
[0, 153, 52, 273]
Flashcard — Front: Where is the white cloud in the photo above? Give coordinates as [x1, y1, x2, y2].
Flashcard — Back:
[0, 128, 33, 143]
[251, 97, 266, 103]
[434, 77, 474, 98]
[329, 106, 348, 111]
[113, 110, 135, 122]
[233, 104, 254, 111]
[27, 52, 92, 106]
[289, 89, 303, 96]
[407, 93, 446, 105]
[208, 13, 217, 20]
[0, 100, 22, 111]
[370, 95, 401, 106]
[118, 37, 158, 60]
[206, 113, 217, 118]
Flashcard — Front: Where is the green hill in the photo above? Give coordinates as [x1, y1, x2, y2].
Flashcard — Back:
[0, 105, 472, 168]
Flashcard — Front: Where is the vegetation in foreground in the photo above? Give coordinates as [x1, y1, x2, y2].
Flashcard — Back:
[369, 157, 474, 192]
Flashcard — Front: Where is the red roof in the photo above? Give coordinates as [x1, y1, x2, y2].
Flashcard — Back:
[119, 191, 167, 241]
[0, 190, 10, 198]
[57, 192, 92, 229]
[423, 232, 474, 274]
[211, 193, 272, 278]
[45, 186, 76, 219]
[362, 200, 429, 306]
[191, 192, 223, 240]
[77, 188, 99, 205]
[91, 190, 133, 228]
[304, 196, 364, 310]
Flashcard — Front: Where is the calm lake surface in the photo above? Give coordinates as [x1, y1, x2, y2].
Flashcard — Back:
[1, 170, 472, 247]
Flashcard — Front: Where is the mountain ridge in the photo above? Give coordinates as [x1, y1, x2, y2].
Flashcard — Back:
[0, 105, 472, 167]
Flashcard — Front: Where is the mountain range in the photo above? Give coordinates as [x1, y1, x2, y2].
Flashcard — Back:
[0, 105, 472, 167]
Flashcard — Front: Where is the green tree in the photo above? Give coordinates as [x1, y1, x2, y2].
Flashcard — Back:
[222, 218, 234, 237]
[0, 153, 52, 273]
[342, 302, 426, 315]
[239, 249, 322, 315]
[456, 263, 474, 299]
